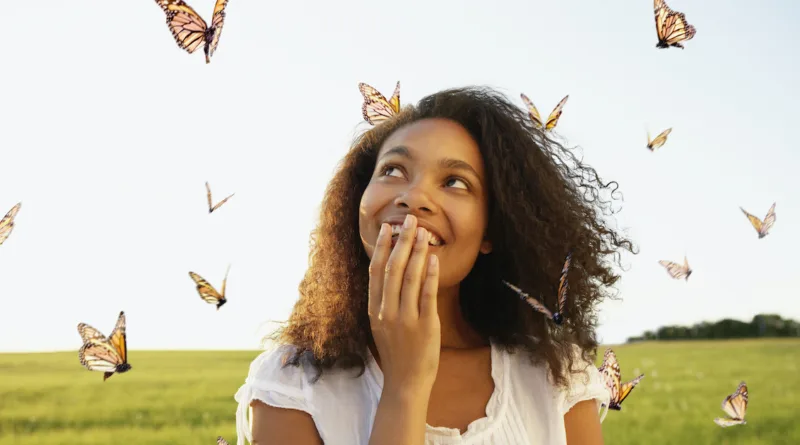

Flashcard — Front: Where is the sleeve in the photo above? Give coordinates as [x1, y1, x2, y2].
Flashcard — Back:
[557, 346, 611, 423]
[233, 344, 314, 445]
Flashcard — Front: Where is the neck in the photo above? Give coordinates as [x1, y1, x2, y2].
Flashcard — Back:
[437, 284, 488, 349]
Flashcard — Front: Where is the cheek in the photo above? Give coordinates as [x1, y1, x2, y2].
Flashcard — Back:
[439, 206, 489, 285]
[358, 186, 380, 259]
[453, 205, 489, 246]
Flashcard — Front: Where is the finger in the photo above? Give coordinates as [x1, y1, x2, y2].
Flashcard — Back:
[368, 223, 391, 318]
[399, 227, 430, 319]
[381, 214, 418, 318]
[419, 254, 439, 319]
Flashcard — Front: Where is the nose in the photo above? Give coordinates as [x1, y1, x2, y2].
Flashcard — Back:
[393, 182, 437, 214]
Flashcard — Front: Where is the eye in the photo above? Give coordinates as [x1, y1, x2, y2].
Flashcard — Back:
[445, 177, 469, 190]
[380, 165, 405, 178]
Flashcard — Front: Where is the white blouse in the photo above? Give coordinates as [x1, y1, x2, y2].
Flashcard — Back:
[234, 341, 610, 445]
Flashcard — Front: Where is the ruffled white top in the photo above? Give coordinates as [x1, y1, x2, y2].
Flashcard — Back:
[234, 341, 609, 445]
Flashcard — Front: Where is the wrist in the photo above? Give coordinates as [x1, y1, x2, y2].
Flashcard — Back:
[380, 383, 432, 408]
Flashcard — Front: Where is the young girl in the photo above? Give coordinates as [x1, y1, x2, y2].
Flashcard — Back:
[234, 86, 635, 445]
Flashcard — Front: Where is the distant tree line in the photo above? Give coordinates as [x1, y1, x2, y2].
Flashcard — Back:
[626, 314, 800, 343]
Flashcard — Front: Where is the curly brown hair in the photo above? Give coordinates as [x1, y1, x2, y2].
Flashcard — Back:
[268, 86, 636, 389]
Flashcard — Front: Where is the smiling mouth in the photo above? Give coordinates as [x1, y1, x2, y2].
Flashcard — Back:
[389, 224, 444, 247]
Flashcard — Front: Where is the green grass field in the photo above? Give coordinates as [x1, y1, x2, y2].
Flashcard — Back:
[1, 339, 798, 444]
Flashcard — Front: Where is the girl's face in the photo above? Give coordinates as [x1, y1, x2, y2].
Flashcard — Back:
[359, 118, 492, 289]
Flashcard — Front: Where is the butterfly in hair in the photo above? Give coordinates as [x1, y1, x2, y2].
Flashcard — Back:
[358, 81, 400, 125]
[77, 311, 132, 381]
[189, 265, 231, 309]
[153, 0, 230, 63]
[503, 251, 572, 325]
[520, 94, 569, 131]
[740, 202, 776, 239]
[714, 381, 748, 427]
[0, 202, 22, 246]
[597, 348, 645, 411]
[654, 0, 696, 49]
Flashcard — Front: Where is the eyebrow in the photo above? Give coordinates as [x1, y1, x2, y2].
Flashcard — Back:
[380, 146, 482, 181]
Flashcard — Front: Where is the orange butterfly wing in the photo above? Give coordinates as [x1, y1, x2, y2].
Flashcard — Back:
[658, 258, 691, 280]
[207, 0, 230, 61]
[206, 182, 234, 213]
[0, 202, 22, 246]
[77, 311, 129, 381]
[107, 311, 128, 364]
[654, 0, 696, 48]
[598, 348, 644, 409]
[557, 251, 572, 313]
[79, 340, 124, 373]
[647, 128, 672, 150]
[520, 93, 543, 129]
[617, 374, 645, 405]
[740, 207, 763, 233]
[545, 95, 569, 130]
[155, 0, 209, 54]
[358, 82, 401, 125]
[502, 281, 554, 319]
[599, 349, 622, 404]
[760, 202, 776, 235]
[715, 381, 748, 426]
[77, 323, 106, 343]
[189, 268, 229, 308]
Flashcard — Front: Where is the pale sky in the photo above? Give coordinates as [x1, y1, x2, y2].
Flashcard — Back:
[1, 0, 798, 352]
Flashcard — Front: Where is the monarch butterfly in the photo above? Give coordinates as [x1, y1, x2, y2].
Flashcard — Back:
[740, 203, 776, 239]
[646, 128, 672, 151]
[597, 348, 645, 411]
[217, 437, 230, 445]
[659, 256, 692, 281]
[714, 381, 748, 427]
[503, 251, 572, 325]
[0, 202, 22, 246]
[358, 81, 400, 125]
[520, 94, 569, 131]
[154, 0, 230, 64]
[77, 311, 132, 381]
[206, 181, 234, 213]
[654, 0, 696, 49]
[189, 265, 230, 310]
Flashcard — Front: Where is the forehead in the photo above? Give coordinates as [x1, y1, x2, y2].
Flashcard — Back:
[379, 118, 484, 170]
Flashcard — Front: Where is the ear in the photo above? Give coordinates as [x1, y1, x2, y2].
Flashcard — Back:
[479, 238, 492, 254]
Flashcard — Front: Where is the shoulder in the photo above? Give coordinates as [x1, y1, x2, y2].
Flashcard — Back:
[556, 345, 610, 421]
[244, 344, 311, 392]
[235, 344, 315, 416]
[233, 345, 322, 445]
[237, 342, 376, 401]
[507, 343, 610, 422]
[234, 344, 378, 445]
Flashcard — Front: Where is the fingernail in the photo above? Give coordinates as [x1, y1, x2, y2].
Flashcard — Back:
[430, 255, 438, 268]
[417, 227, 426, 242]
[379, 223, 388, 238]
[404, 214, 415, 228]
